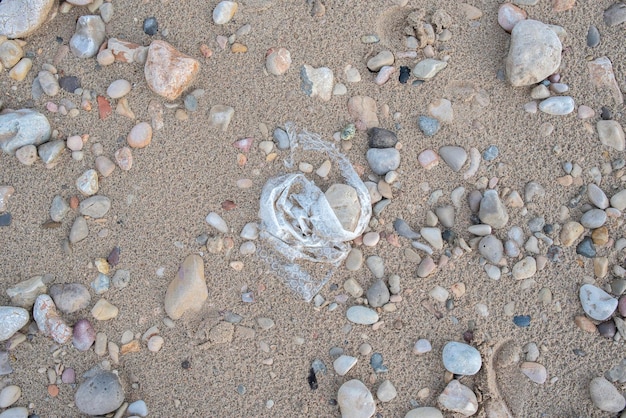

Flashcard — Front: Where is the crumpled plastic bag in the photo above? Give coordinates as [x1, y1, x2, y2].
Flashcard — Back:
[258, 122, 372, 301]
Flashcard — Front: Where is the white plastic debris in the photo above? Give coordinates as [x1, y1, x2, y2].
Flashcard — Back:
[258, 123, 371, 301]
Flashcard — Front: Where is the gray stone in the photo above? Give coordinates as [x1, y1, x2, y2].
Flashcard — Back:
[74, 370, 125, 415]
[611, 189, 626, 211]
[366, 280, 389, 308]
[49, 283, 91, 314]
[0, 0, 55, 38]
[393, 218, 420, 239]
[588, 57, 623, 106]
[580, 284, 617, 321]
[589, 376, 626, 412]
[0, 407, 28, 418]
[164, 254, 208, 320]
[405, 407, 443, 418]
[479, 190, 509, 229]
[376, 380, 397, 402]
[413, 59, 447, 80]
[525, 181, 545, 202]
[300, 65, 333, 101]
[587, 25, 600, 48]
[38, 70, 59, 96]
[0, 307, 29, 341]
[111, 270, 131, 289]
[0, 351, 12, 376]
[366, 51, 394, 72]
[6, 275, 47, 308]
[273, 127, 290, 150]
[366, 256, 384, 279]
[50, 195, 69, 222]
[588, 184, 609, 209]
[346, 306, 379, 325]
[580, 209, 607, 229]
[366, 148, 400, 175]
[0, 110, 51, 155]
[76, 169, 99, 196]
[69, 216, 89, 243]
[325, 184, 361, 232]
[439, 146, 467, 172]
[128, 400, 148, 417]
[37, 140, 64, 165]
[420, 227, 443, 250]
[368, 127, 397, 148]
[418, 116, 440, 136]
[70, 15, 106, 58]
[538, 96, 575, 115]
[597, 120, 625, 151]
[345, 249, 363, 272]
[505, 20, 562, 87]
[442, 341, 482, 376]
[604, 2, 626, 26]
[208, 105, 234, 131]
[478, 235, 503, 263]
[435, 205, 455, 228]
[438, 380, 478, 416]
[79, 195, 111, 218]
[337, 379, 375, 418]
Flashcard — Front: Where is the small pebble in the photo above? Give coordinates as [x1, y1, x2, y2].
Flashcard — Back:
[143, 17, 158, 35]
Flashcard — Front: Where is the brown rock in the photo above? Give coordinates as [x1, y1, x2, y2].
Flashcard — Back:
[121, 340, 141, 355]
[97, 96, 112, 120]
[574, 315, 597, 333]
[592, 226, 609, 246]
[127, 122, 152, 149]
[552, 0, 575, 12]
[144, 40, 199, 101]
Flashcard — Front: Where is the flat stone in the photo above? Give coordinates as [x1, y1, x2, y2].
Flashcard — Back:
[366, 280, 390, 308]
[560, 221, 584, 246]
[208, 105, 234, 131]
[107, 79, 131, 99]
[538, 96, 575, 115]
[520, 362, 547, 384]
[366, 256, 384, 279]
[325, 184, 361, 232]
[70, 15, 106, 58]
[0, 407, 28, 418]
[0, 385, 21, 408]
[0, 40, 23, 68]
[6, 275, 47, 308]
[164, 255, 208, 320]
[505, 20, 562, 86]
[413, 59, 447, 80]
[428, 98, 454, 123]
[438, 380, 478, 416]
[0, 0, 56, 38]
[33, 295, 72, 344]
[439, 146, 466, 172]
[91, 298, 118, 320]
[417, 257, 436, 278]
[333, 355, 358, 376]
[587, 25, 600, 47]
[590, 376, 626, 412]
[37, 140, 64, 165]
[479, 190, 509, 229]
[69, 216, 89, 243]
[597, 120, 625, 151]
[588, 57, 623, 105]
[405, 407, 443, 418]
[337, 379, 375, 418]
[0, 307, 29, 341]
[345, 249, 363, 272]
[75, 370, 124, 415]
[78, 195, 110, 218]
[442, 342, 482, 376]
[580, 209, 607, 229]
[588, 184, 609, 209]
[49, 283, 91, 313]
[413, 339, 432, 354]
[348, 96, 378, 130]
[421, 227, 443, 250]
[144, 40, 199, 101]
[611, 189, 626, 211]
[581, 284, 617, 322]
[0, 110, 51, 155]
[300, 65, 333, 101]
[346, 306, 379, 325]
[366, 148, 400, 175]
[38, 71, 59, 96]
[367, 50, 394, 72]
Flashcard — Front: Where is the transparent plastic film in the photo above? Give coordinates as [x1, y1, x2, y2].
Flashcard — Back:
[258, 122, 372, 301]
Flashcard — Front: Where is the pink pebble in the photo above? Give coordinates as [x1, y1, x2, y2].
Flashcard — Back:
[61, 368, 76, 384]
[66, 135, 83, 151]
[72, 319, 96, 351]
[498, 3, 527, 32]
[578, 105, 595, 119]
[548, 73, 561, 83]
[375, 66, 396, 86]
[46, 102, 58, 113]
[418, 149, 439, 170]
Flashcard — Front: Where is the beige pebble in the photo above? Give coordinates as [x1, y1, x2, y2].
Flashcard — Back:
[91, 299, 119, 320]
[107, 79, 131, 99]
[147, 335, 164, 352]
[9, 58, 32, 81]
[127, 122, 152, 148]
[316, 160, 331, 177]
[114, 147, 133, 170]
[97, 49, 115, 66]
[95, 156, 115, 177]
[15, 145, 38, 165]
[236, 179, 252, 188]
[362, 232, 380, 247]
[299, 162, 313, 173]
[66, 135, 83, 151]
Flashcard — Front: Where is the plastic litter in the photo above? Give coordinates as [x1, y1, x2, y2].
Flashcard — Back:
[258, 122, 371, 301]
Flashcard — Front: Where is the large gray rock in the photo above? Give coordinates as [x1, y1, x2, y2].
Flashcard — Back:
[589, 376, 626, 412]
[70, 15, 106, 58]
[505, 19, 562, 86]
[0, 110, 51, 155]
[0, 0, 56, 39]
[75, 370, 125, 415]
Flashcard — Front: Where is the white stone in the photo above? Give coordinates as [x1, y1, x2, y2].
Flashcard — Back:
[0, 307, 29, 341]
[333, 355, 358, 376]
[337, 379, 375, 418]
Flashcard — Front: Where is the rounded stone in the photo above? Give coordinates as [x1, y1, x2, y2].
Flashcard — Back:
[442, 341, 482, 376]
[143, 17, 158, 36]
[498, 3, 527, 32]
[213, 1, 238, 25]
[74, 371, 125, 415]
[70, 15, 106, 59]
[0, 385, 21, 408]
[589, 376, 626, 412]
[337, 379, 375, 418]
[346, 306, 379, 325]
[538, 96, 575, 115]
[366, 148, 400, 175]
[265, 47, 291, 76]
[72, 319, 96, 351]
[478, 235, 503, 263]
[580, 209, 607, 229]
[367, 127, 397, 149]
[127, 122, 152, 148]
[0, 0, 56, 38]
[366, 280, 390, 308]
[107, 79, 131, 99]
[0, 307, 29, 341]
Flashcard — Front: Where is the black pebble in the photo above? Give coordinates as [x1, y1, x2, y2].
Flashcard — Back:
[598, 320, 617, 338]
[463, 330, 474, 343]
[368, 127, 398, 148]
[307, 367, 318, 390]
[181, 360, 191, 369]
[601, 106, 613, 120]
[399, 66, 410, 84]
[58, 76, 81, 93]
[143, 17, 159, 36]
[542, 224, 554, 234]
[442, 229, 455, 244]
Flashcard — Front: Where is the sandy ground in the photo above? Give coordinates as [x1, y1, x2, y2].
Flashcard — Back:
[1, 0, 626, 416]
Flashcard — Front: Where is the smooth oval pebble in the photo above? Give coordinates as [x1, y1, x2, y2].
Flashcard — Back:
[213, 1, 237, 25]
[538, 96, 575, 115]
[498, 3, 527, 32]
[127, 122, 152, 148]
[413, 339, 432, 354]
[0, 407, 28, 418]
[580, 284, 617, 321]
[346, 305, 379, 325]
[74, 370, 125, 415]
[107, 79, 131, 99]
[114, 147, 133, 170]
[520, 362, 547, 384]
[72, 318, 96, 351]
[589, 376, 626, 412]
[206, 212, 229, 233]
[0, 385, 21, 408]
[337, 379, 375, 418]
[405, 407, 443, 418]
[442, 341, 482, 375]
[128, 400, 149, 417]
[580, 209, 607, 229]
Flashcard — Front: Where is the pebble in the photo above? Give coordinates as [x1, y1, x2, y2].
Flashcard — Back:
[72, 319, 96, 351]
[69, 216, 89, 243]
[107, 79, 131, 99]
[0, 307, 29, 341]
[75, 370, 125, 415]
[37, 140, 64, 165]
[127, 122, 152, 149]
[597, 120, 625, 151]
[346, 306, 379, 325]
[147, 335, 164, 352]
[337, 379, 375, 418]
[377, 380, 397, 402]
[333, 355, 357, 376]
[348, 96, 379, 129]
[91, 298, 118, 320]
[418, 150, 439, 170]
[15, 145, 38, 165]
[580, 284, 617, 321]
[49, 283, 91, 313]
[428, 99, 453, 123]
[265, 48, 291, 75]
[128, 400, 149, 417]
[580, 209, 607, 229]
[38, 71, 59, 96]
[70, 15, 106, 58]
[61, 368, 76, 384]
[368, 127, 397, 148]
[208, 105, 235, 131]
[79, 195, 111, 218]
[512, 257, 537, 280]
[367, 50, 394, 71]
[213, 1, 238, 24]
[49, 195, 69, 222]
[0, 109, 51, 155]
[417, 257, 436, 278]
[366, 280, 389, 307]
[59, 76, 81, 93]
[438, 146, 466, 172]
[560, 221, 584, 246]
[438, 380, 478, 416]
[405, 407, 443, 418]
[300, 65, 334, 101]
[0, 407, 28, 418]
[588, 184, 609, 209]
[366, 148, 400, 175]
[345, 249, 364, 271]
[604, 2, 626, 26]
[0, 385, 21, 408]
[589, 376, 626, 412]
[33, 295, 72, 344]
[588, 57, 623, 106]
[498, 3, 527, 32]
[394, 218, 420, 240]
[76, 169, 99, 196]
[0, 0, 55, 38]
[442, 341, 482, 376]
[366, 256, 384, 279]
[478, 235, 503, 263]
[577, 237, 596, 258]
[0, 41, 23, 69]
[520, 362, 547, 384]
[143, 17, 158, 35]
[538, 96, 575, 115]
[399, 66, 411, 83]
[505, 20, 561, 86]
[95, 155, 115, 177]
[479, 190, 509, 229]
[418, 116, 440, 136]
[413, 339, 432, 354]
[413, 59, 447, 80]
[144, 41, 199, 101]
[420, 227, 442, 250]
[164, 255, 208, 320]
[113, 147, 133, 171]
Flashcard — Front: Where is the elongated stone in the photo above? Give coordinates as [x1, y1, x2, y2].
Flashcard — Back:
[164, 255, 208, 320]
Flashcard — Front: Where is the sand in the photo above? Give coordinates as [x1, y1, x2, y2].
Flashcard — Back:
[1, 0, 626, 416]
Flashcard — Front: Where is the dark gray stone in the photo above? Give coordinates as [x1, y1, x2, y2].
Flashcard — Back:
[75, 370, 125, 415]
[367, 127, 397, 148]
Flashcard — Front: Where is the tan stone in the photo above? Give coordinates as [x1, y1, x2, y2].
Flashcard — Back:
[144, 40, 199, 101]
[560, 221, 584, 246]
[347, 96, 379, 131]
[164, 255, 208, 320]
[574, 315, 597, 333]
[552, 0, 575, 12]
[592, 226, 609, 246]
